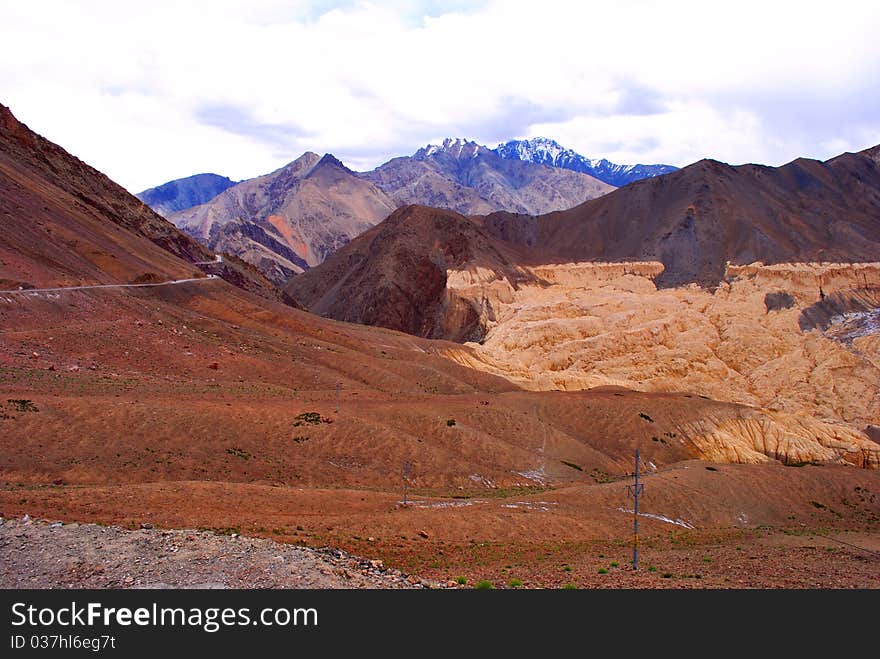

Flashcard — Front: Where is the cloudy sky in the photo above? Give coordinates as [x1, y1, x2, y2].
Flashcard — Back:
[2, 0, 879, 192]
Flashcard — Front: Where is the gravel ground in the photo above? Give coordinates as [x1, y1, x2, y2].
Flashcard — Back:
[0, 516, 435, 589]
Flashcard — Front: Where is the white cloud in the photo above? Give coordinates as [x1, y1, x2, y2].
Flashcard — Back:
[1, 0, 878, 190]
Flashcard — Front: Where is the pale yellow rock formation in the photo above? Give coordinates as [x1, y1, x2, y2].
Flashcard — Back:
[444, 261, 880, 467]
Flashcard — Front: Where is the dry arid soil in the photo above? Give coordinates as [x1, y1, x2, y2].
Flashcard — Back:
[2, 277, 878, 588]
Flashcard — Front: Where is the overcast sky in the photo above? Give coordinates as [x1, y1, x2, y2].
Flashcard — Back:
[2, 0, 879, 192]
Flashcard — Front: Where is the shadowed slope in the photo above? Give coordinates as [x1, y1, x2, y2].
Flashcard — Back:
[286, 205, 536, 341]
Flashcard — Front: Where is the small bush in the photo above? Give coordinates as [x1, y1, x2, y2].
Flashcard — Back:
[647, 566, 657, 572]
[562, 583, 577, 590]
[561, 460, 583, 471]
[474, 580, 494, 590]
[562, 565, 572, 572]
[662, 572, 673, 579]
[225, 447, 252, 460]
[455, 576, 467, 585]
[446, 418, 456, 427]
[598, 568, 608, 574]
[507, 578, 522, 589]
[610, 561, 619, 568]
[638, 412, 654, 423]
[293, 412, 330, 427]
[7, 399, 38, 412]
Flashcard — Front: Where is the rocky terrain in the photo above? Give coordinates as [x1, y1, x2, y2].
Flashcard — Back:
[137, 173, 236, 217]
[0, 516, 425, 589]
[362, 138, 613, 216]
[443, 261, 880, 443]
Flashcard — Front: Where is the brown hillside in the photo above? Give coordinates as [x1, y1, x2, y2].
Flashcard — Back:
[285, 205, 536, 341]
[483, 149, 880, 287]
[0, 103, 279, 300]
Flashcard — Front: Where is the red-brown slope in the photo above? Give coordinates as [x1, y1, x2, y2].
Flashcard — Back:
[483, 148, 880, 287]
[0, 103, 279, 299]
[285, 205, 535, 341]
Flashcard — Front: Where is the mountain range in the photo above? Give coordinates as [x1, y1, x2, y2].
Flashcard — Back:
[361, 137, 612, 215]
[493, 137, 678, 187]
[288, 145, 880, 338]
[138, 138, 670, 221]
[161, 139, 614, 283]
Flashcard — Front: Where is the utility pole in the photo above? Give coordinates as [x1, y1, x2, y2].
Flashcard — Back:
[335, 381, 341, 414]
[626, 449, 645, 570]
[402, 461, 413, 506]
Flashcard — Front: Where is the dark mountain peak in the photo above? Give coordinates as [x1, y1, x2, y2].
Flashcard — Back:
[314, 153, 349, 171]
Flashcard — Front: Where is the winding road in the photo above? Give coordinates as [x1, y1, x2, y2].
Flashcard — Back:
[0, 274, 220, 296]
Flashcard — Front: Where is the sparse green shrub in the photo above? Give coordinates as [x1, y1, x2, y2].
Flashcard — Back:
[610, 562, 619, 568]
[598, 568, 608, 574]
[455, 576, 467, 585]
[563, 583, 577, 590]
[507, 578, 522, 589]
[474, 580, 494, 590]
[647, 566, 657, 572]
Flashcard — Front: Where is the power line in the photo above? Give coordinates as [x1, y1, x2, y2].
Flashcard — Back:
[626, 449, 645, 570]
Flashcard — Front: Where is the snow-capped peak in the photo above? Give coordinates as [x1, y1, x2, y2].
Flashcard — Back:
[495, 137, 579, 167]
[417, 138, 484, 160]
[493, 138, 678, 187]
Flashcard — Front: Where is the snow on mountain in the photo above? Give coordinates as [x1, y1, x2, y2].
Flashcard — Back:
[493, 137, 678, 187]
[415, 138, 484, 160]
